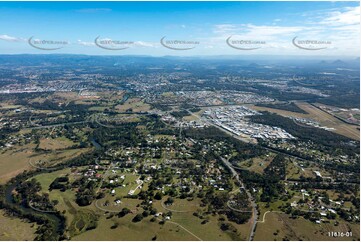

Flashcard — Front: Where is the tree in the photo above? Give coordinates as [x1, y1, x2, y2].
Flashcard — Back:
[150, 208, 157, 215]
[132, 214, 144, 222]
[154, 192, 163, 200]
[111, 222, 119, 229]
[220, 223, 230, 231]
[165, 197, 174, 205]
[142, 210, 149, 217]
[118, 207, 131, 217]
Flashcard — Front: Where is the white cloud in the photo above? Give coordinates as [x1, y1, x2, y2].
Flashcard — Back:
[213, 24, 239, 34]
[212, 24, 304, 42]
[208, 5, 360, 56]
[242, 24, 303, 38]
[321, 6, 360, 26]
[0, 34, 24, 42]
[134, 41, 158, 48]
[77, 40, 95, 46]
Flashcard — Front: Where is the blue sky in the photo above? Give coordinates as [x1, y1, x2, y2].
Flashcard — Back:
[0, 1, 359, 56]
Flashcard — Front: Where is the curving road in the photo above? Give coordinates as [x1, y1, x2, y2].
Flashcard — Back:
[220, 157, 258, 241]
[94, 199, 122, 213]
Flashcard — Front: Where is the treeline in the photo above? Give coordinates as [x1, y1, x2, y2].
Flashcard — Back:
[0, 126, 20, 143]
[0, 180, 66, 240]
[0, 148, 101, 240]
[184, 126, 229, 140]
[264, 154, 286, 180]
[19, 99, 95, 112]
[0, 92, 51, 103]
[49, 176, 69, 191]
[184, 126, 266, 161]
[150, 103, 172, 111]
[92, 122, 142, 148]
[255, 102, 308, 114]
[170, 110, 191, 118]
[290, 181, 359, 195]
[250, 112, 359, 156]
[147, 115, 178, 136]
[202, 189, 252, 224]
[73, 177, 97, 206]
[237, 155, 287, 203]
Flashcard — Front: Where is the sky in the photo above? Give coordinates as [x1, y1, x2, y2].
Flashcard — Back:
[0, 1, 359, 56]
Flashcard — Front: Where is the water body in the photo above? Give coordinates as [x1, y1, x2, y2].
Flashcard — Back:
[90, 137, 102, 150]
[3, 135, 103, 239]
[121, 93, 130, 104]
[4, 183, 63, 239]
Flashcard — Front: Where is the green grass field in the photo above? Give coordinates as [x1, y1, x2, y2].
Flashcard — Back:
[254, 212, 359, 241]
[238, 154, 275, 174]
[39, 136, 76, 150]
[0, 210, 37, 241]
[116, 98, 151, 113]
[152, 198, 250, 241]
[72, 213, 196, 241]
[0, 143, 36, 184]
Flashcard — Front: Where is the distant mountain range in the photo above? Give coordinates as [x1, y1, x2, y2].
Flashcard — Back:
[0, 54, 359, 69]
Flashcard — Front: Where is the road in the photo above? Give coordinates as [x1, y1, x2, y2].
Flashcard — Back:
[94, 200, 122, 213]
[190, 110, 319, 163]
[199, 111, 327, 170]
[220, 157, 258, 241]
[193, 111, 324, 240]
[258, 210, 271, 223]
[257, 210, 284, 223]
[28, 121, 89, 129]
